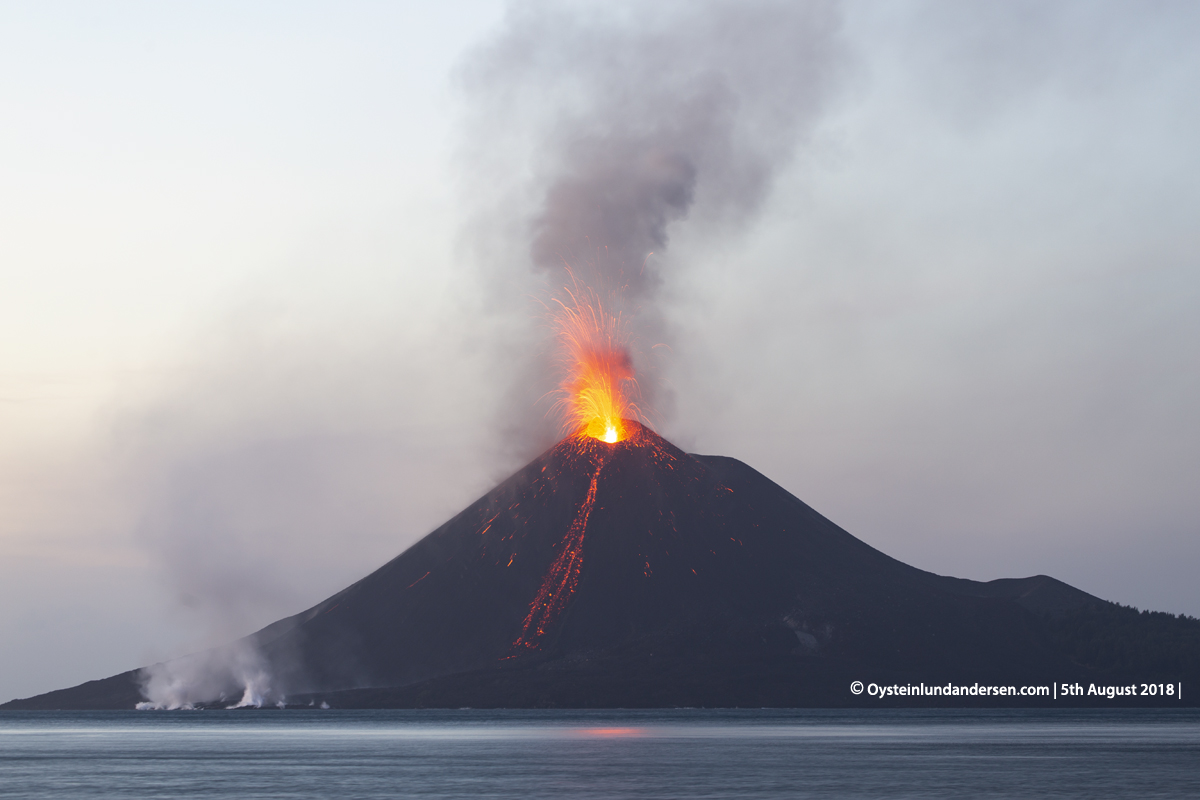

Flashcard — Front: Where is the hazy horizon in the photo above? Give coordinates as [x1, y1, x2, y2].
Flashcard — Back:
[2, 0, 1198, 702]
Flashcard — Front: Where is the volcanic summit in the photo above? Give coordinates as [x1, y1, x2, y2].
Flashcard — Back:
[8, 418, 1199, 710]
[6, 286, 1199, 710]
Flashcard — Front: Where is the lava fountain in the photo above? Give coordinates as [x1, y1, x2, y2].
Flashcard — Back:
[550, 284, 641, 443]
[511, 282, 651, 651]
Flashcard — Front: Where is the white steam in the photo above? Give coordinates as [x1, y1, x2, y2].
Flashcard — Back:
[134, 640, 277, 710]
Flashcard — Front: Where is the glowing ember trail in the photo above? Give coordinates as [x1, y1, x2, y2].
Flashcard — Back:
[510, 282, 651, 651]
[512, 456, 604, 650]
[551, 284, 640, 442]
[509, 425, 676, 651]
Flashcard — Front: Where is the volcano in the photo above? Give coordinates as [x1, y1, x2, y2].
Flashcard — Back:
[6, 422, 1199, 709]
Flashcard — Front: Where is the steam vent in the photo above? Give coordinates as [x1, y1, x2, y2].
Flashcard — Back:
[7, 421, 1200, 709]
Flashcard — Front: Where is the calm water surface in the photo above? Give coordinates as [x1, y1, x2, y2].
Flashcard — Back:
[2, 709, 1197, 799]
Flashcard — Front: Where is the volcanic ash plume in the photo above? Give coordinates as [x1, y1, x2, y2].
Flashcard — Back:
[140, 0, 846, 708]
[460, 0, 845, 436]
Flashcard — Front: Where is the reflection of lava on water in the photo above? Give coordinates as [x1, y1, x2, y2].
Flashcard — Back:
[577, 727, 645, 738]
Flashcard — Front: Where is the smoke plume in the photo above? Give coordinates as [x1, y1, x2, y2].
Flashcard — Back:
[127, 0, 850, 707]
[459, 0, 846, 445]
[136, 640, 273, 710]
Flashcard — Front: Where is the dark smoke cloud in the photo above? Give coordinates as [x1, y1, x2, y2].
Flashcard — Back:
[458, 0, 846, 447]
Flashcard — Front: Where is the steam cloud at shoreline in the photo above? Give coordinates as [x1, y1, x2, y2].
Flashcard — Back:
[136, 640, 273, 710]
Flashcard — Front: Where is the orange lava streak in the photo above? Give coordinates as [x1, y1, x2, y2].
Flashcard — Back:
[512, 462, 602, 650]
[551, 286, 638, 443]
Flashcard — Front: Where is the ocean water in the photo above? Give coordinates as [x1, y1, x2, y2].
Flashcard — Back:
[2, 709, 1198, 799]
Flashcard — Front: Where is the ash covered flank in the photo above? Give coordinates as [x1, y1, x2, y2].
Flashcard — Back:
[9, 421, 1200, 709]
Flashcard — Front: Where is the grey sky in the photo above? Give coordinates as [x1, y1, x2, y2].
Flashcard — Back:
[1, 0, 1197, 702]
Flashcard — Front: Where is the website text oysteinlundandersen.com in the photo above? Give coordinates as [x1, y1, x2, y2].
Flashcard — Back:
[849, 681, 1183, 700]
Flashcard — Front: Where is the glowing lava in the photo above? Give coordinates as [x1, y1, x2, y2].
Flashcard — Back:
[512, 456, 603, 650]
[551, 285, 639, 443]
[510, 281, 650, 652]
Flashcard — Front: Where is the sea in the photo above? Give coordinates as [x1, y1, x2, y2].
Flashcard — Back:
[2, 709, 1198, 799]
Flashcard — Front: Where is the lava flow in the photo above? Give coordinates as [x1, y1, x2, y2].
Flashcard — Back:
[511, 285, 647, 651]
[511, 449, 605, 650]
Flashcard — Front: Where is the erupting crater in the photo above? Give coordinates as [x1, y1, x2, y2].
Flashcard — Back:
[551, 284, 642, 446]
[10, 282, 1197, 712]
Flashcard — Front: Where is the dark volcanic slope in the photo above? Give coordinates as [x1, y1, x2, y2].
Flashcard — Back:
[7, 423, 1199, 709]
